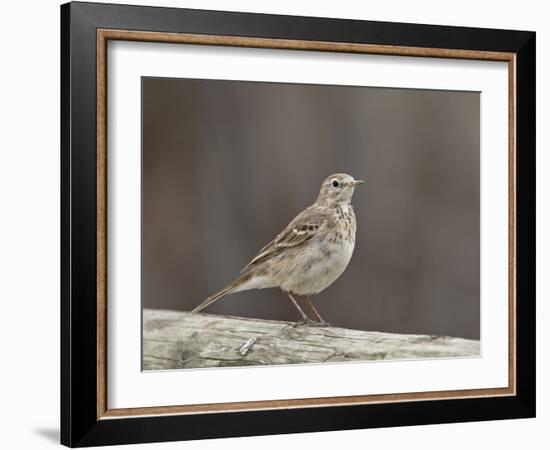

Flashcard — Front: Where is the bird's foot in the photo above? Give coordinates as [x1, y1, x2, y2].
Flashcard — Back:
[292, 318, 317, 327]
[310, 320, 332, 327]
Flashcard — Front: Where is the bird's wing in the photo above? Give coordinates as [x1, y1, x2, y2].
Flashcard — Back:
[240, 206, 329, 273]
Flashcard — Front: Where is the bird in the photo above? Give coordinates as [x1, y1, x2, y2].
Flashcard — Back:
[191, 173, 364, 324]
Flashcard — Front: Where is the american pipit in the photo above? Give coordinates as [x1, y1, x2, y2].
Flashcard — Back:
[192, 173, 363, 324]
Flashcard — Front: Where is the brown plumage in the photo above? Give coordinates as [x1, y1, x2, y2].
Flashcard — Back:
[191, 173, 363, 324]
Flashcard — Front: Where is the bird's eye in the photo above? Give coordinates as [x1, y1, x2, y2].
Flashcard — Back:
[332, 180, 340, 188]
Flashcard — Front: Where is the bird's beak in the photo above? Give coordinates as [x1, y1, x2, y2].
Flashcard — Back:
[352, 179, 365, 186]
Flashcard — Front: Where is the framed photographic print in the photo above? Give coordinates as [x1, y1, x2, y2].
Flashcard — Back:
[60, 1, 536, 447]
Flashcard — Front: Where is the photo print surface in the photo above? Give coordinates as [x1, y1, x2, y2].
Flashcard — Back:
[141, 77, 480, 370]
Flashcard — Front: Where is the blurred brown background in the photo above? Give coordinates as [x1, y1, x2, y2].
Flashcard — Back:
[142, 77, 480, 340]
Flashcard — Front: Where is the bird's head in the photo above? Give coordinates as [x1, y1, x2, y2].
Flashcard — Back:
[316, 173, 364, 206]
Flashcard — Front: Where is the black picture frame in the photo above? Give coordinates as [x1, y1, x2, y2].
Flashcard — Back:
[61, 1, 535, 447]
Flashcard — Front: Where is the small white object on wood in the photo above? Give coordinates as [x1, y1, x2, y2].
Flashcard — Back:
[143, 308, 480, 370]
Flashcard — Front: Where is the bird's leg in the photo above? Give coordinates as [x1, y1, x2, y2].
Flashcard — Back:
[303, 295, 329, 325]
[285, 292, 313, 323]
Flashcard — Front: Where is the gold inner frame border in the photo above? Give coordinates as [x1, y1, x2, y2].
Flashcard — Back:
[96, 28, 517, 420]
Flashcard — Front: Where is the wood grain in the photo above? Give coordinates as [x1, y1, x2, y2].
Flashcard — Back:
[96, 30, 108, 418]
[143, 309, 480, 370]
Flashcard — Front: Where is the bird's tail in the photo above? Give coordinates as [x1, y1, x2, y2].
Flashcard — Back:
[191, 285, 235, 314]
[191, 277, 242, 314]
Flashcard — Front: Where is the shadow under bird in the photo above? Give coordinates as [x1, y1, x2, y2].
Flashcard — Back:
[191, 173, 364, 324]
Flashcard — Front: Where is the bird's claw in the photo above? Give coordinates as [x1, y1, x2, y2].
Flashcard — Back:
[293, 319, 331, 327]
[293, 318, 316, 327]
[311, 320, 332, 327]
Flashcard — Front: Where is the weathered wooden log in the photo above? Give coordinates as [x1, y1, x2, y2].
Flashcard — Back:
[143, 308, 480, 370]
